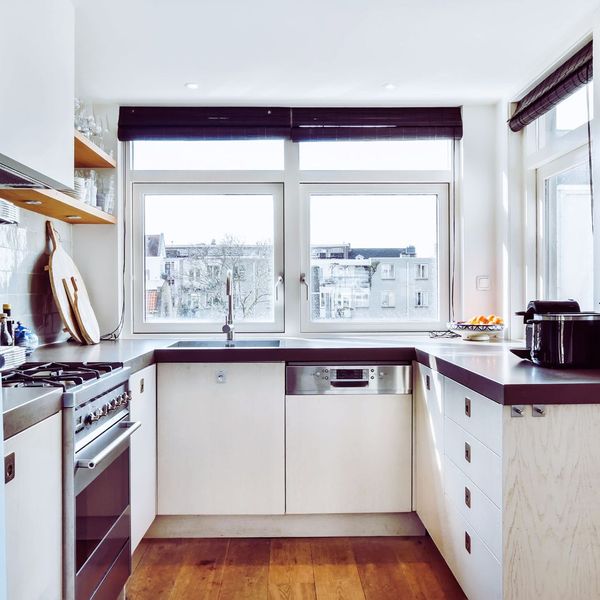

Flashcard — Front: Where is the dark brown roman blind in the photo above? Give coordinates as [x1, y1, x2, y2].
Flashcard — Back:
[509, 41, 593, 132]
[118, 106, 463, 141]
[118, 106, 291, 141]
[290, 107, 462, 141]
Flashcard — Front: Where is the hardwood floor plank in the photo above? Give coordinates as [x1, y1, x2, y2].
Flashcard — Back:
[311, 538, 366, 600]
[218, 538, 271, 600]
[393, 537, 466, 600]
[168, 538, 229, 600]
[132, 541, 150, 574]
[126, 540, 186, 600]
[268, 538, 316, 600]
[352, 538, 416, 600]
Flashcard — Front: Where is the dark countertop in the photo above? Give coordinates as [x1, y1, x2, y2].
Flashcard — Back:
[5, 336, 600, 437]
[3, 387, 63, 439]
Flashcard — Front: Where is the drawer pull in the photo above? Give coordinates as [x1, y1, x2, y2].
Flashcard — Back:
[426, 375, 431, 391]
[465, 486, 471, 508]
[464, 441, 471, 463]
[465, 531, 471, 554]
[465, 397, 471, 417]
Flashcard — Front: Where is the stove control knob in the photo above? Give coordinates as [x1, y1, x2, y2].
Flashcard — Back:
[94, 408, 103, 419]
[101, 404, 109, 416]
[84, 413, 94, 426]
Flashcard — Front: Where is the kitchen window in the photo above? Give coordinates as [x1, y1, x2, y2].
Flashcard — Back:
[132, 183, 284, 333]
[300, 183, 449, 332]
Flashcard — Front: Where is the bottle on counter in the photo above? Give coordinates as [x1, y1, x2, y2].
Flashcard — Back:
[0, 313, 13, 346]
[3, 303, 14, 342]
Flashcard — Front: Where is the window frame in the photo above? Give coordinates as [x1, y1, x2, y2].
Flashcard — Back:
[131, 182, 285, 334]
[299, 182, 450, 333]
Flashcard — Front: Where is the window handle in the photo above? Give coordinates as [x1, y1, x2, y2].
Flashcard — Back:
[300, 273, 309, 301]
[275, 274, 284, 301]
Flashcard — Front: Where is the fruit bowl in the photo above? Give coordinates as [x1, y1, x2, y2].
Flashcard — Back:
[447, 321, 505, 341]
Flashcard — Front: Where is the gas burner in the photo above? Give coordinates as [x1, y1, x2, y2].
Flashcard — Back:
[2, 361, 124, 391]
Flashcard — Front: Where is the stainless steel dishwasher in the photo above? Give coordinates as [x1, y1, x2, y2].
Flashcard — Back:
[285, 363, 412, 515]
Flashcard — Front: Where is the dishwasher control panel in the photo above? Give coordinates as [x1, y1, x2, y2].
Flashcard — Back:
[286, 363, 412, 395]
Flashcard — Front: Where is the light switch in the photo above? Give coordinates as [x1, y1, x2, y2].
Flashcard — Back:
[476, 276, 491, 291]
[216, 369, 227, 384]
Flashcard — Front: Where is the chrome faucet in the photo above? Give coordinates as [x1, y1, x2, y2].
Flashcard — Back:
[222, 270, 235, 345]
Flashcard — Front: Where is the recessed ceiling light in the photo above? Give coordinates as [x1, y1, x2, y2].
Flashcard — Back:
[24, 200, 42, 205]
[184, 82, 199, 90]
[384, 83, 397, 91]
[66, 215, 82, 220]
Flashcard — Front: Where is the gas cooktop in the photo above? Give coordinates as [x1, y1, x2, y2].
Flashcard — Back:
[2, 362, 124, 391]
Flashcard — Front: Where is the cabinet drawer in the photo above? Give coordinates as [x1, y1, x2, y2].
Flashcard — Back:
[445, 378, 502, 455]
[444, 417, 501, 508]
[444, 503, 502, 600]
[445, 455, 502, 560]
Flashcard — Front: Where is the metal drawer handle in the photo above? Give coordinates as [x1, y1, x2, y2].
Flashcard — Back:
[426, 375, 431, 391]
[465, 531, 471, 554]
[76, 421, 141, 470]
[464, 441, 471, 463]
[465, 397, 471, 417]
[465, 486, 471, 508]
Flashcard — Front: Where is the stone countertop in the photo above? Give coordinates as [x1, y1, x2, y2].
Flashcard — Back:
[3, 387, 63, 439]
[3, 336, 600, 439]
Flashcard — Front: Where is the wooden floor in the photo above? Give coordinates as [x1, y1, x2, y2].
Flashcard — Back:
[127, 537, 466, 599]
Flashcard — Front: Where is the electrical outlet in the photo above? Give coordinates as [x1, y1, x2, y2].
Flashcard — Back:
[216, 369, 227, 384]
[5, 453, 15, 484]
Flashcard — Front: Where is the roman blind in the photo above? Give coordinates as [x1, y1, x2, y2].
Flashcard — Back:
[118, 106, 463, 141]
[509, 41, 593, 132]
[118, 106, 291, 141]
[290, 107, 463, 141]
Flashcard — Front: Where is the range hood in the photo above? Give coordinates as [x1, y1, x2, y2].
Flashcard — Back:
[0, 152, 70, 192]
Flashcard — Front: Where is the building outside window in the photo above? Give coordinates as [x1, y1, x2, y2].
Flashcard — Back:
[381, 291, 396, 308]
[415, 291, 429, 308]
[416, 263, 429, 280]
[380, 264, 395, 280]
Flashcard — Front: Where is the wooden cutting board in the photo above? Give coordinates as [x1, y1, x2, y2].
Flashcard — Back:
[68, 276, 100, 344]
[46, 221, 100, 345]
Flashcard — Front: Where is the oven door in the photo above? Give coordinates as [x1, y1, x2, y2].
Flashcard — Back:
[74, 420, 140, 600]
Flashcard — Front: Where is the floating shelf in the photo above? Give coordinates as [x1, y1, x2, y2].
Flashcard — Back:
[74, 130, 117, 169]
[0, 188, 117, 225]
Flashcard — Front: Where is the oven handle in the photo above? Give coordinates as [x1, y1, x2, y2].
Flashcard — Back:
[75, 421, 141, 470]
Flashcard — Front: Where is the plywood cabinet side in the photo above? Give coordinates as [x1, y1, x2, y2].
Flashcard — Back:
[502, 403, 600, 600]
[157, 362, 285, 516]
[130, 364, 157, 552]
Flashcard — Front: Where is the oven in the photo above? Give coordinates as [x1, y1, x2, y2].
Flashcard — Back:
[60, 365, 138, 600]
[73, 418, 139, 600]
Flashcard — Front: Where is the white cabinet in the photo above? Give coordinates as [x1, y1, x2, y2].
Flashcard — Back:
[130, 364, 157, 552]
[0, 0, 74, 188]
[414, 362, 446, 549]
[157, 362, 285, 515]
[4, 413, 62, 600]
[286, 393, 412, 514]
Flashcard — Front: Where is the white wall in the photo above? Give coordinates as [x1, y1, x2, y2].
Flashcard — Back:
[459, 105, 501, 321]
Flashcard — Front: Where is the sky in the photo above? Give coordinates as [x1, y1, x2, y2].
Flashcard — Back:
[145, 193, 438, 257]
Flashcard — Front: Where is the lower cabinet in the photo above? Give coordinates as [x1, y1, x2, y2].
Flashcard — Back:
[4, 412, 62, 600]
[130, 364, 157, 552]
[286, 393, 412, 514]
[157, 362, 285, 515]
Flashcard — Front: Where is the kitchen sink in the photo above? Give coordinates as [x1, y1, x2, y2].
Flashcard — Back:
[169, 340, 282, 348]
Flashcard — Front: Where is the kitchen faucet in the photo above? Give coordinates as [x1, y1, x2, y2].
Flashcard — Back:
[222, 270, 235, 345]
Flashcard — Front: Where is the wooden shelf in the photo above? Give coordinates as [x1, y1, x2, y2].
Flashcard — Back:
[74, 130, 116, 169]
[0, 188, 117, 224]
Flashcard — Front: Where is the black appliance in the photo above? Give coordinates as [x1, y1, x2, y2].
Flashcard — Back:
[514, 300, 600, 368]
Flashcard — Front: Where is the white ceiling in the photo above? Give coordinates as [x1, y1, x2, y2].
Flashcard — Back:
[74, 0, 598, 105]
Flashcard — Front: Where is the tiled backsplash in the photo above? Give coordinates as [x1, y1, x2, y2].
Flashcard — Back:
[0, 209, 72, 345]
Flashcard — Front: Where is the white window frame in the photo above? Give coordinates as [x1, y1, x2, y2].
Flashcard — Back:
[131, 182, 285, 334]
[299, 182, 450, 333]
[380, 264, 395, 280]
[535, 145, 591, 302]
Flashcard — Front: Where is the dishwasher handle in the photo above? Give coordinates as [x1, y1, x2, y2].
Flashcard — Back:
[330, 380, 369, 388]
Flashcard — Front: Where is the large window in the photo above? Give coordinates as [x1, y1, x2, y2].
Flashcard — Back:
[300, 184, 449, 332]
[128, 140, 452, 334]
[133, 183, 284, 333]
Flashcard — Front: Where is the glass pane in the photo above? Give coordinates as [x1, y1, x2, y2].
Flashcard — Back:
[538, 82, 593, 148]
[308, 193, 438, 323]
[299, 140, 451, 170]
[544, 161, 593, 309]
[144, 193, 275, 323]
[132, 140, 284, 170]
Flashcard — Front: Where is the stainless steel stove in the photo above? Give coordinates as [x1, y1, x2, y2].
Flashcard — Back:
[3, 361, 139, 600]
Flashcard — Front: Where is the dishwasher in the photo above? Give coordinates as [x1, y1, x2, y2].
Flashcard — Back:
[285, 362, 412, 515]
